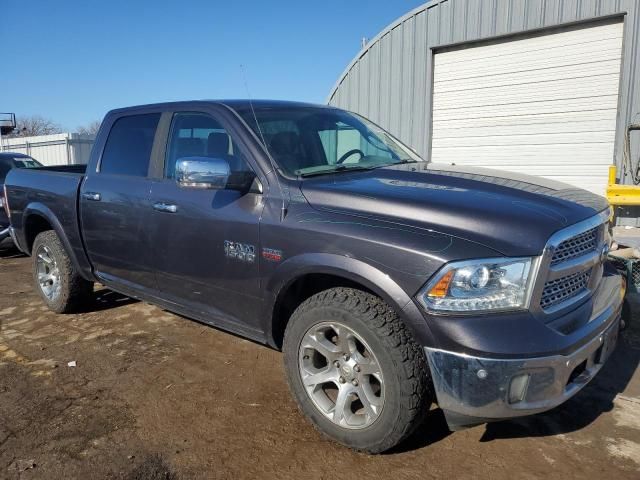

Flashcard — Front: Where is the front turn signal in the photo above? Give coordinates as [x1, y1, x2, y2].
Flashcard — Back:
[428, 270, 454, 298]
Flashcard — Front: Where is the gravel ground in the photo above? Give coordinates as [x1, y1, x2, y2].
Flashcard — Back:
[1, 242, 639, 479]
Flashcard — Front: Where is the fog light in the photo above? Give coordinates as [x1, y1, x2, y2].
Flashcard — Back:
[508, 374, 531, 404]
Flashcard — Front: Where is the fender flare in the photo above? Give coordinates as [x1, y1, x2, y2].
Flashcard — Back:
[264, 252, 435, 348]
[21, 203, 93, 280]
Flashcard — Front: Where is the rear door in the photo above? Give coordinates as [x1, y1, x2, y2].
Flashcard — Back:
[149, 110, 265, 329]
[80, 112, 161, 292]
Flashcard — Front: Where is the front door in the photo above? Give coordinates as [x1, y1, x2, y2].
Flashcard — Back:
[80, 112, 160, 292]
[149, 111, 265, 329]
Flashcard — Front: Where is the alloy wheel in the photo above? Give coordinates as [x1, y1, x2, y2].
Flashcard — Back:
[36, 245, 61, 300]
[298, 321, 385, 429]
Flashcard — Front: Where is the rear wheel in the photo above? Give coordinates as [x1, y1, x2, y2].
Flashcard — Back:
[283, 287, 432, 453]
[32, 230, 93, 313]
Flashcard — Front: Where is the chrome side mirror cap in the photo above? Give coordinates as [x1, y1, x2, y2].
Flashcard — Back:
[175, 157, 230, 189]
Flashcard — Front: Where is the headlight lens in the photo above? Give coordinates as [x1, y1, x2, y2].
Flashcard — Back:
[418, 257, 534, 313]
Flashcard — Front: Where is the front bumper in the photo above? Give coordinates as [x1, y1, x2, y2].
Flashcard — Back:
[426, 312, 621, 430]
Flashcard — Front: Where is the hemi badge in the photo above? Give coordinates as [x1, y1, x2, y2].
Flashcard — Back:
[262, 248, 283, 262]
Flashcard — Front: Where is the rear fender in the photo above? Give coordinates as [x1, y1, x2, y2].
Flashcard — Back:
[21, 203, 94, 281]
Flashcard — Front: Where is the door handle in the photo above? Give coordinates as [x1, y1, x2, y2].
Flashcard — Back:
[82, 192, 101, 201]
[153, 202, 178, 213]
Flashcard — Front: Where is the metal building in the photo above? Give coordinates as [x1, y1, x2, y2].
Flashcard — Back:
[328, 0, 640, 211]
[0, 133, 95, 166]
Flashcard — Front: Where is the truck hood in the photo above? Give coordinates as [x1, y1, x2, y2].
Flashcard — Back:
[300, 163, 609, 257]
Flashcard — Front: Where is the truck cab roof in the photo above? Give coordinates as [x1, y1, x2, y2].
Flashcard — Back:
[105, 99, 335, 116]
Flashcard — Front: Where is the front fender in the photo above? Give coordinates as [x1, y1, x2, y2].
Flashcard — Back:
[264, 252, 435, 347]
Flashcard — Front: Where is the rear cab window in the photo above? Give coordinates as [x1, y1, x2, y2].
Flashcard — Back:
[99, 113, 160, 176]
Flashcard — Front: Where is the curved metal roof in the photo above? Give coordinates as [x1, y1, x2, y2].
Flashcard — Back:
[325, 0, 640, 195]
[327, 1, 436, 103]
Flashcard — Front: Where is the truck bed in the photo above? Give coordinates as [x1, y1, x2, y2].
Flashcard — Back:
[4, 166, 87, 266]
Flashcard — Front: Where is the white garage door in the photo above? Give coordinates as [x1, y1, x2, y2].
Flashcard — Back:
[431, 21, 623, 196]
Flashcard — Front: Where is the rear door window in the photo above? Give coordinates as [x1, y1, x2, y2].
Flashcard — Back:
[100, 113, 160, 176]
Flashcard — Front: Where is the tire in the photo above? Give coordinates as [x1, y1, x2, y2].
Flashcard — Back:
[32, 230, 93, 313]
[283, 287, 432, 453]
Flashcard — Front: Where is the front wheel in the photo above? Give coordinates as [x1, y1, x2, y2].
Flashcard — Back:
[283, 287, 432, 453]
[32, 230, 93, 313]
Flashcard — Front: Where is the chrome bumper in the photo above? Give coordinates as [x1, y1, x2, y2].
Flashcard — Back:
[1, 226, 23, 251]
[425, 315, 621, 430]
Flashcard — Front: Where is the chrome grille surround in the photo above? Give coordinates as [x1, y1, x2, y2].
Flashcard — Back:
[528, 210, 610, 319]
[550, 226, 598, 266]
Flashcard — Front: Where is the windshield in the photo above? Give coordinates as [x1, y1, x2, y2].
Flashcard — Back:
[238, 107, 423, 177]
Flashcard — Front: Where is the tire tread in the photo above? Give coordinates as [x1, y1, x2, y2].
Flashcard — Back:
[32, 230, 93, 313]
[284, 287, 432, 453]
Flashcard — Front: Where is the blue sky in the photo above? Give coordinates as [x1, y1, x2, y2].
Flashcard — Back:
[1, 0, 425, 131]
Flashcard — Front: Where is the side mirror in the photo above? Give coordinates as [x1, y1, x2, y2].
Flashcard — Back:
[175, 157, 230, 189]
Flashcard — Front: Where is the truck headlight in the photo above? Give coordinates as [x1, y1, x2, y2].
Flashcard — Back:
[417, 257, 535, 313]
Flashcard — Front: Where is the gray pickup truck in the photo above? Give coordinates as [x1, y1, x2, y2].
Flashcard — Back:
[3, 100, 624, 453]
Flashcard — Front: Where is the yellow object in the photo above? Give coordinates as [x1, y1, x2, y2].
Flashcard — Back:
[606, 165, 640, 206]
[428, 270, 454, 298]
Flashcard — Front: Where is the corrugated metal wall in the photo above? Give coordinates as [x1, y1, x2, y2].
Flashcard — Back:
[0, 133, 95, 165]
[328, 0, 640, 193]
[430, 20, 624, 195]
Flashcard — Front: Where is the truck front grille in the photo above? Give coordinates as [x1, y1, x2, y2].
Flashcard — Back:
[550, 226, 598, 266]
[534, 213, 608, 323]
[540, 270, 591, 310]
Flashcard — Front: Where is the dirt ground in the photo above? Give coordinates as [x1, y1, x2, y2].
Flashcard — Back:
[1, 243, 640, 480]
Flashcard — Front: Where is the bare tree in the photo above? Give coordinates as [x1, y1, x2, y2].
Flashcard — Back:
[7, 115, 63, 137]
[76, 120, 101, 136]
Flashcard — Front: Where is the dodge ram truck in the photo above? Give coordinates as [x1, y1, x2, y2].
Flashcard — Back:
[3, 100, 624, 453]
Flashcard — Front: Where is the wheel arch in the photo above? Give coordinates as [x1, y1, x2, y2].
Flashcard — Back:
[265, 253, 435, 349]
[22, 203, 88, 280]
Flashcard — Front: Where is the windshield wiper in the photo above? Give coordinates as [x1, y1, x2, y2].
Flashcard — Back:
[375, 158, 423, 169]
[392, 159, 420, 164]
[298, 159, 422, 178]
[298, 164, 377, 178]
